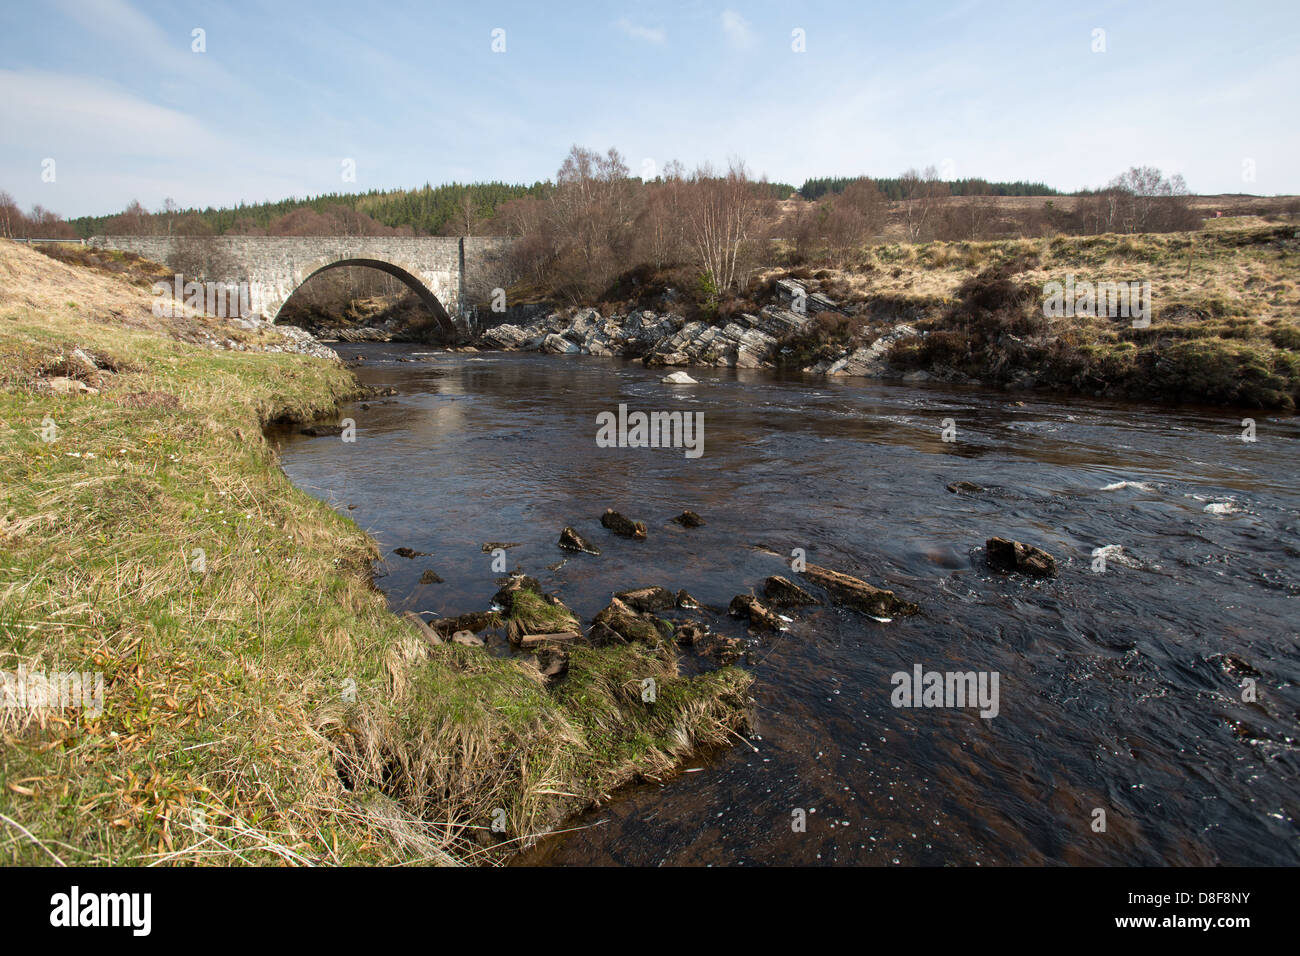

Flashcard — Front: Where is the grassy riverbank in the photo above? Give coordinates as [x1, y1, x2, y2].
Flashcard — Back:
[763, 221, 1300, 408]
[0, 241, 751, 865]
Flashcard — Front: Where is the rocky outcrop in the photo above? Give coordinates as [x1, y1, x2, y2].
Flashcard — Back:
[472, 282, 926, 380]
[803, 324, 919, 376]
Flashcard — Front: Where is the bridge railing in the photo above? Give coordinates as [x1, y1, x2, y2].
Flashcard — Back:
[7, 237, 87, 244]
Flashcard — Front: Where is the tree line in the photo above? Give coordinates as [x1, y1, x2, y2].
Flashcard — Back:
[4, 155, 1204, 310]
[800, 176, 1059, 201]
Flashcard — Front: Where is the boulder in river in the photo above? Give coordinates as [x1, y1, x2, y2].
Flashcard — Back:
[728, 594, 785, 632]
[614, 585, 678, 613]
[662, 371, 698, 384]
[763, 575, 820, 608]
[419, 569, 444, 584]
[671, 510, 705, 528]
[557, 526, 601, 554]
[601, 508, 647, 539]
[800, 562, 920, 617]
[946, 481, 984, 495]
[986, 537, 1057, 577]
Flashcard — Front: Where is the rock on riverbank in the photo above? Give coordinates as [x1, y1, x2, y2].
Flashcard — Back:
[475, 282, 925, 379]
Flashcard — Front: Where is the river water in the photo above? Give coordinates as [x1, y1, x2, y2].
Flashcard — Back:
[275, 342, 1299, 866]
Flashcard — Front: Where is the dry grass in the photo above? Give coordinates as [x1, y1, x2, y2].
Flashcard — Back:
[763, 222, 1300, 407]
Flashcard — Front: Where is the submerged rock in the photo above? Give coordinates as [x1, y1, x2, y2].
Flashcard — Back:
[696, 632, 744, 664]
[671, 510, 705, 528]
[674, 623, 705, 648]
[557, 526, 601, 555]
[402, 611, 442, 645]
[763, 575, 820, 608]
[601, 508, 647, 539]
[675, 623, 742, 664]
[432, 610, 504, 637]
[419, 569, 444, 584]
[392, 547, 431, 558]
[800, 563, 919, 617]
[946, 481, 985, 495]
[986, 537, 1057, 577]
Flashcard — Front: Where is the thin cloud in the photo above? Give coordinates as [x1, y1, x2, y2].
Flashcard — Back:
[721, 10, 756, 49]
[617, 18, 666, 44]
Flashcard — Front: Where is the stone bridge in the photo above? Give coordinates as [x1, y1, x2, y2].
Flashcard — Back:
[88, 235, 513, 334]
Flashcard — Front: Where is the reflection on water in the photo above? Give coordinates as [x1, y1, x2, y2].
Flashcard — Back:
[275, 343, 1300, 866]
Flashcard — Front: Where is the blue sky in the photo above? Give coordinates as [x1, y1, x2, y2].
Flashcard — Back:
[1, 0, 1297, 217]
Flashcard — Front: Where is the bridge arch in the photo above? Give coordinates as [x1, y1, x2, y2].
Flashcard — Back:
[274, 255, 456, 335]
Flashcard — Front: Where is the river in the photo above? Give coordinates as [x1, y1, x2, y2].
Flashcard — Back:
[274, 342, 1299, 866]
